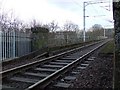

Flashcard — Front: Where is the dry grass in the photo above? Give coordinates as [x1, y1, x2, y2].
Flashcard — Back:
[100, 40, 114, 54]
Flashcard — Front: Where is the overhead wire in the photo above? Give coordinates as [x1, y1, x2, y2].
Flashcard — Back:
[71, 0, 92, 17]
[71, 0, 94, 29]
[92, 0, 112, 11]
[86, 0, 113, 28]
[71, 0, 113, 29]
[91, 0, 113, 27]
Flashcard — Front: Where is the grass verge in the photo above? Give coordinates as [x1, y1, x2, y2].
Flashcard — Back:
[99, 40, 114, 54]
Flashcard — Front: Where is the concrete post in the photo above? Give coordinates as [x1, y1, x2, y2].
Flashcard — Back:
[113, 1, 120, 89]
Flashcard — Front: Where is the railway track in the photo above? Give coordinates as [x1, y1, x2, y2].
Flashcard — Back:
[2, 41, 95, 71]
[1, 40, 109, 89]
[2, 52, 48, 71]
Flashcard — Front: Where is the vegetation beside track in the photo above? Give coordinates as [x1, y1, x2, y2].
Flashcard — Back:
[48, 40, 100, 52]
[99, 40, 114, 54]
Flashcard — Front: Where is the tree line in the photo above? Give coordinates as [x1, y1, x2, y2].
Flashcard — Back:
[0, 11, 114, 51]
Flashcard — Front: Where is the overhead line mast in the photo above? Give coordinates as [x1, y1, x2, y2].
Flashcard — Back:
[83, 0, 110, 42]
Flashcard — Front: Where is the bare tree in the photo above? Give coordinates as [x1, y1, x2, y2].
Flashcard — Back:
[30, 19, 44, 29]
[63, 21, 79, 32]
[45, 20, 59, 32]
[0, 10, 25, 32]
[91, 24, 104, 40]
[30, 19, 37, 28]
[63, 21, 80, 44]
[0, 12, 8, 30]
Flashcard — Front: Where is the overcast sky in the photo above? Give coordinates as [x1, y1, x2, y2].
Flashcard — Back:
[0, 0, 114, 29]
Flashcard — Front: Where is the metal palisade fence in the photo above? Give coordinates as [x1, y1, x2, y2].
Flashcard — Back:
[0, 28, 31, 61]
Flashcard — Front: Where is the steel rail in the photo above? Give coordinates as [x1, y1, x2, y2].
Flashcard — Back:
[26, 40, 109, 90]
[0, 40, 104, 79]
[2, 52, 48, 65]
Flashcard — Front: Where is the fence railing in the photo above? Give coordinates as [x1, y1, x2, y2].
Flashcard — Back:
[0, 26, 107, 61]
[0, 30, 31, 61]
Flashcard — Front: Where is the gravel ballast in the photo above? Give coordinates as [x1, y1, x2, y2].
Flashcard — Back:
[71, 54, 113, 89]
